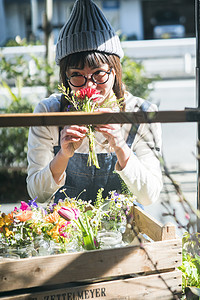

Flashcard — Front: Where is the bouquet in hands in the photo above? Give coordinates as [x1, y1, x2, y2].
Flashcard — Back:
[59, 85, 122, 169]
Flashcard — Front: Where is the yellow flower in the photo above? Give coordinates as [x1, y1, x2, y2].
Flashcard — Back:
[0, 214, 13, 227]
[47, 224, 60, 242]
[0, 218, 4, 227]
[5, 227, 13, 237]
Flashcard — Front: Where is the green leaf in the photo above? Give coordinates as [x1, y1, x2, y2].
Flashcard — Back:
[0, 80, 18, 102]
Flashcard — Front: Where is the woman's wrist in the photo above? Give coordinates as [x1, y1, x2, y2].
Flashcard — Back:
[114, 144, 131, 170]
[50, 150, 70, 184]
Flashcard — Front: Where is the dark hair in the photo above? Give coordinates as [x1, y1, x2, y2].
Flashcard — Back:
[59, 51, 125, 110]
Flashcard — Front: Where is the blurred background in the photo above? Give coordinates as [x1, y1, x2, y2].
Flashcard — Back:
[0, 0, 195, 45]
[0, 0, 197, 235]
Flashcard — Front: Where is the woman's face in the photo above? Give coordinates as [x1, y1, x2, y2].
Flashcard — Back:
[66, 63, 116, 105]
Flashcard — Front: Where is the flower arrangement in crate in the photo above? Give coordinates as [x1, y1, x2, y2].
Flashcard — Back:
[0, 189, 137, 258]
[0, 199, 73, 258]
[59, 86, 123, 168]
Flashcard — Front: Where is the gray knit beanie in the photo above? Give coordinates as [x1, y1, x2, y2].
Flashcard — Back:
[55, 0, 124, 65]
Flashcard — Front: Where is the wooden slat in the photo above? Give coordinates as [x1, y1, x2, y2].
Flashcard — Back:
[0, 239, 182, 292]
[0, 109, 198, 128]
[0, 269, 182, 300]
[133, 206, 176, 241]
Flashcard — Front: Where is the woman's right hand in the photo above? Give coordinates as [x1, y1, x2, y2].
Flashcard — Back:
[60, 125, 88, 157]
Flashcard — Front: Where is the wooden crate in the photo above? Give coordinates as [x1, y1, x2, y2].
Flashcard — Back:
[0, 206, 182, 300]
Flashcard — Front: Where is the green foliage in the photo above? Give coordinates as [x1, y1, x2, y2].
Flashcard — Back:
[0, 51, 59, 169]
[179, 251, 200, 289]
[121, 55, 158, 99]
[0, 54, 35, 168]
[179, 232, 200, 293]
[4, 36, 42, 47]
[94, 188, 105, 209]
[0, 99, 33, 168]
[0, 54, 59, 95]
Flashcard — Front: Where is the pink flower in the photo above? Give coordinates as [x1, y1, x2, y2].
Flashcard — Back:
[13, 201, 31, 212]
[75, 88, 100, 100]
[59, 224, 70, 238]
[58, 207, 80, 221]
[185, 213, 190, 220]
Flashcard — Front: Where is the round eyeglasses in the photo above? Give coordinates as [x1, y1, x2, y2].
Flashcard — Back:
[66, 68, 113, 87]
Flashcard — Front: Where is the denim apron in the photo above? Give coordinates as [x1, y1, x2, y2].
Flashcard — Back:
[53, 101, 151, 203]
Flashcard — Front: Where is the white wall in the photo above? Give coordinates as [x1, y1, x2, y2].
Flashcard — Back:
[120, 0, 143, 40]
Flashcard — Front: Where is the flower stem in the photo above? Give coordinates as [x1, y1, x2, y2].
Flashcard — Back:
[87, 126, 99, 169]
[78, 215, 96, 250]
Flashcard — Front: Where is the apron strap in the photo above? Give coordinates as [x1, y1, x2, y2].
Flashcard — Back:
[126, 100, 152, 147]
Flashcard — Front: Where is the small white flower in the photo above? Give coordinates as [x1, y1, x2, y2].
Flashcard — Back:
[90, 218, 98, 227]
[116, 202, 122, 209]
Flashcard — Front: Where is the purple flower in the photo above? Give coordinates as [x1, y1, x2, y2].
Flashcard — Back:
[28, 197, 38, 208]
[48, 203, 57, 213]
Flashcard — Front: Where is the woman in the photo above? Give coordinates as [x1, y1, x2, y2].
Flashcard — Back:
[27, 0, 162, 205]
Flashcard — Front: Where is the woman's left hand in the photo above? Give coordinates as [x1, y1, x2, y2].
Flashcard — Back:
[95, 108, 131, 169]
[95, 122, 125, 150]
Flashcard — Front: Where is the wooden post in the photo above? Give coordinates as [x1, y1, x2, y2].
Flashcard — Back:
[43, 0, 54, 96]
[43, 0, 54, 62]
[161, 222, 176, 241]
[195, 0, 200, 232]
[31, 0, 38, 40]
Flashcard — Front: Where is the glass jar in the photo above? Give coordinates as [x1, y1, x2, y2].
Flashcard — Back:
[7, 244, 33, 259]
[34, 236, 51, 256]
[0, 239, 7, 256]
[65, 239, 82, 253]
[101, 219, 127, 234]
[50, 241, 64, 255]
[97, 230, 123, 249]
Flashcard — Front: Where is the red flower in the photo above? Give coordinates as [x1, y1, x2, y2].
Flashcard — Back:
[75, 88, 100, 100]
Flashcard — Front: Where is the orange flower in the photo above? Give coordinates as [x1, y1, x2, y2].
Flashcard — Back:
[44, 211, 60, 223]
[8, 212, 15, 222]
[14, 210, 33, 222]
